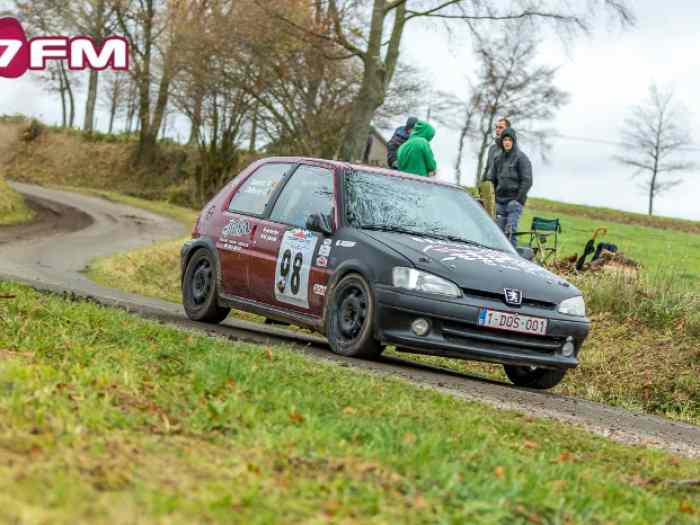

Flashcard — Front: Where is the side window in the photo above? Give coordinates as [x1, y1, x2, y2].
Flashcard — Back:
[270, 165, 335, 228]
[228, 163, 292, 215]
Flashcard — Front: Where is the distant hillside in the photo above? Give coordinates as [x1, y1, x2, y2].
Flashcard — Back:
[528, 197, 700, 236]
[0, 118, 199, 208]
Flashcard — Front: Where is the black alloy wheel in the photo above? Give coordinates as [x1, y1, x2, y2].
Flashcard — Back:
[182, 249, 230, 324]
[326, 274, 382, 358]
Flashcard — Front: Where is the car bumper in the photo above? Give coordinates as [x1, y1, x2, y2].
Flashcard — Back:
[374, 285, 591, 370]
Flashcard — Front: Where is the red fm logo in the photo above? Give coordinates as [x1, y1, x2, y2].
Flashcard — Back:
[0, 17, 128, 79]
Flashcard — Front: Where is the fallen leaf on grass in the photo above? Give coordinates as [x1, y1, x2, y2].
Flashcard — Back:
[679, 501, 695, 514]
[289, 410, 305, 424]
[413, 495, 429, 510]
[403, 432, 417, 445]
[557, 451, 573, 464]
[495, 466, 506, 479]
[523, 440, 539, 450]
[551, 480, 568, 491]
[323, 500, 341, 516]
[515, 505, 544, 525]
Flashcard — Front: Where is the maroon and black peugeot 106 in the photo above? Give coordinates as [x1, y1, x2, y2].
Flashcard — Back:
[181, 157, 590, 389]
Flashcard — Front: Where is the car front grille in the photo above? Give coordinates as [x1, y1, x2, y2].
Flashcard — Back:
[441, 320, 564, 353]
[461, 288, 557, 310]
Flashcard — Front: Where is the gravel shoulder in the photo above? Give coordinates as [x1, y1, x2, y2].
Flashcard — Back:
[2, 181, 699, 458]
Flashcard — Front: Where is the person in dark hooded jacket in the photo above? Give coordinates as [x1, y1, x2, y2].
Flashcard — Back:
[387, 116, 418, 168]
[486, 127, 532, 246]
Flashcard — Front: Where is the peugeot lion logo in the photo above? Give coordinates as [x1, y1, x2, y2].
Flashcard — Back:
[504, 288, 523, 306]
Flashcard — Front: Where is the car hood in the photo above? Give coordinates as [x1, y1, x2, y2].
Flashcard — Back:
[364, 231, 580, 304]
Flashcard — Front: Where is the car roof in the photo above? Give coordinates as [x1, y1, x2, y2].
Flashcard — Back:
[260, 156, 461, 189]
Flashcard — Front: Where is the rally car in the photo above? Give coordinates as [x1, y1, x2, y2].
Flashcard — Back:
[181, 157, 590, 389]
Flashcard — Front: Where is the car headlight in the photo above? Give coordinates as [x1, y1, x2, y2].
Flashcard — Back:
[558, 296, 586, 317]
[392, 267, 462, 298]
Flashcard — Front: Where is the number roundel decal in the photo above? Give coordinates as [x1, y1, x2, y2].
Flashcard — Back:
[274, 229, 319, 309]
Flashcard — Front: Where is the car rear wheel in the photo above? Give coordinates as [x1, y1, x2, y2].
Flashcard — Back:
[326, 274, 383, 359]
[182, 249, 230, 324]
[503, 365, 566, 390]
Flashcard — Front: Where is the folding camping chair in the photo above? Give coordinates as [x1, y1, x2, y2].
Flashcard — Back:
[514, 216, 562, 264]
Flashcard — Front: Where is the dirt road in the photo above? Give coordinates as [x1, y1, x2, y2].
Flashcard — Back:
[2, 182, 699, 458]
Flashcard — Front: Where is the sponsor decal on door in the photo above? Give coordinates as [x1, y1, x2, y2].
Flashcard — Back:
[274, 229, 319, 308]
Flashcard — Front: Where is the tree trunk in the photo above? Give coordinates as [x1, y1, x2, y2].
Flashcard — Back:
[188, 90, 203, 146]
[340, 79, 384, 161]
[108, 87, 117, 134]
[455, 102, 477, 185]
[339, 1, 390, 161]
[140, 44, 175, 164]
[83, 0, 105, 133]
[58, 68, 67, 128]
[649, 158, 659, 216]
[249, 103, 258, 153]
[60, 62, 76, 128]
[83, 70, 99, 132]
[474, 130, 491, 187]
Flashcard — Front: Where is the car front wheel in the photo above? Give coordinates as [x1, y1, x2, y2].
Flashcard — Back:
[503, 365, 567, 390]
[182, 249, 230, 324]
[325, 274, 383, 359]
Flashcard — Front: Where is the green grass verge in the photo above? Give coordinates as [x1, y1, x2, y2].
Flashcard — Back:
[0, 176, 34, 225]
[0, 281, 699, 523]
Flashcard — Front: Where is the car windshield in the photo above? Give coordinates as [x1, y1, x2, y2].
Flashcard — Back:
[343, 170, 516, 254]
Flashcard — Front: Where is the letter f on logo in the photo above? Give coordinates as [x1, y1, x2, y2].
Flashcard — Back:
[0, 18, 29, 78]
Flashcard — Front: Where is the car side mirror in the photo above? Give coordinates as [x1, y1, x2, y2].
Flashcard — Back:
[305, 213, 334, 236]
[517, 246, 535, 261]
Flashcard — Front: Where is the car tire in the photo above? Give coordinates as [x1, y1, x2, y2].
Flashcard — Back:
[182, 249, 230, 324]
[503, 365, 567, 390]
[325, 273, 383, 359]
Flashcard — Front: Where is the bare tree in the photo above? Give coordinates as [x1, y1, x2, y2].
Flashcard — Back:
[99, 70, 130, 133]
[260, 0, 633, 162]
[467, 23, 569, 185]
[112, 0, 186, 164]
[614, 84, 696, 216]
[13, 0, 79, 127]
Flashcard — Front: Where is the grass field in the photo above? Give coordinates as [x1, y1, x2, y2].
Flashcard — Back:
[1, 282, 699, 523]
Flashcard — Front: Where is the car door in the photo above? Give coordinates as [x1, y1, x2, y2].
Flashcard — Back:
[218, 162, 293, 297]
[248, 163, 337, 317]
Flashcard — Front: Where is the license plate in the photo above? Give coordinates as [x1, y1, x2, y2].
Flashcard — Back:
[478, 308, 548, 336]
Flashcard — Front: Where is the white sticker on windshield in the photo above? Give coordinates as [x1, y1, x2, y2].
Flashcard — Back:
[274, 229, 319, 309]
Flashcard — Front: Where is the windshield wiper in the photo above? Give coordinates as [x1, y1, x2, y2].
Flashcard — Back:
[440, 235, 495, 250]
[424, 231, 504, 252]
[357, 224, 426, 237]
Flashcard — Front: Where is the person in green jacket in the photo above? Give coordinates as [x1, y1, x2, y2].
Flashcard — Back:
[396, 120, 437, 177]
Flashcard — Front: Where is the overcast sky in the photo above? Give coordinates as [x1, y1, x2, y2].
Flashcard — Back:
[2, 0, 699, 220]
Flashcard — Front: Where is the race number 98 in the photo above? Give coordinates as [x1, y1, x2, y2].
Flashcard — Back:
[274, 230, 318, 308]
